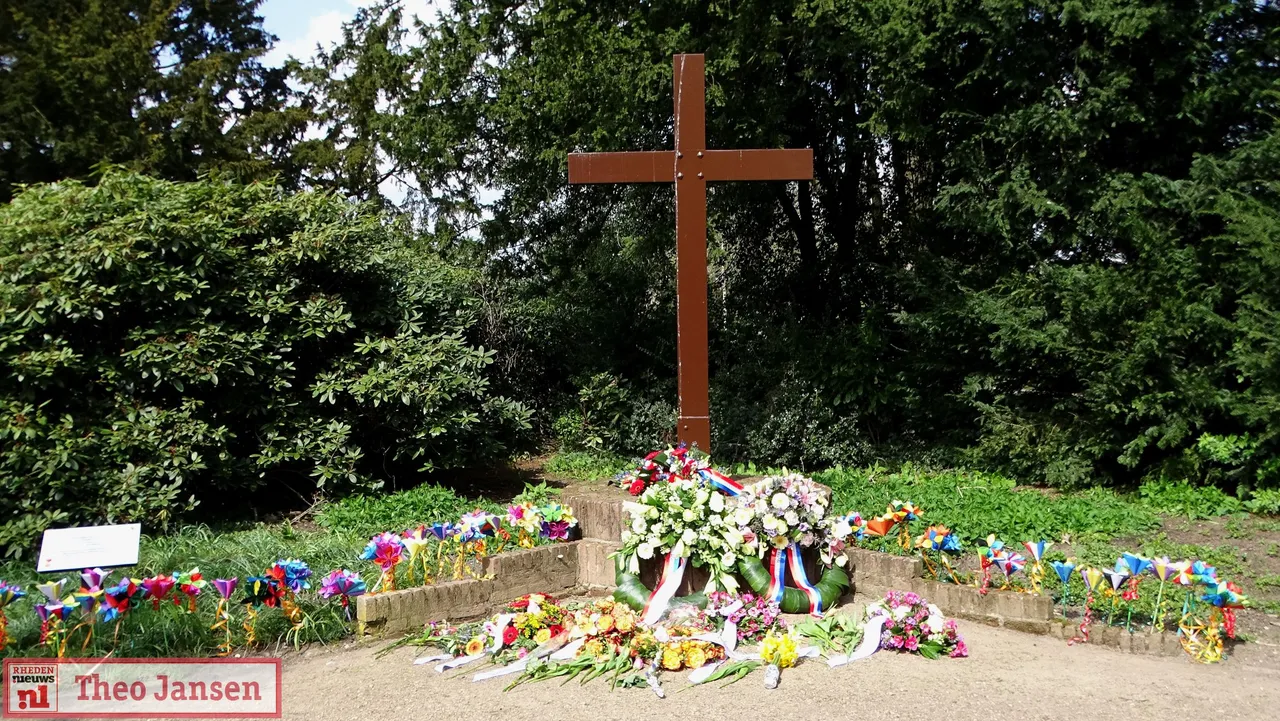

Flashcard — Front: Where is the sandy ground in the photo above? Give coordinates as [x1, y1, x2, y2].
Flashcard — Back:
[282, 617, 1280, 721]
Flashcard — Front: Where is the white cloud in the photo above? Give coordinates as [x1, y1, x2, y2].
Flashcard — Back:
[263, 0, 443, 67]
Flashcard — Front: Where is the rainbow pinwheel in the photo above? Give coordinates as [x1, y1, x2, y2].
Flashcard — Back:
[1148, 557, 1179, 631]
[361, 532, 405, 592]
[1172, 560, 1196, 587]
[889, 501, 922, 549]
[268, 559, 312, 594]
[401, 527, 432, 586]
[539, 503, 578, 541]
[141, 574, 176, 610]
[457, 510, 500, 542]
[1121, 552, 1151, 577]
[1050, 560, 1076, 609]
[319, 569, 366, 620]
[37, 579, 67, 604]
[1071, 567, 1106, 644]
[80, 568, 110, 591]
[1022, 541, 1051, 592]
[997, 551, 1027, 581]
[211, 578, 238, 657]
[1201, 580, 1246, 610]
[64, 592, 100, 653]
[99, 578, 140, 627]
[1099, 565, 1131, 626]
[175, 569, 207, 612]
[239, 576, 282, 646]
[1191, 560, 1218, 583]
[915, 525, 961, 582]
[0, 580, 26, 652]
[541, 519, 572, 541]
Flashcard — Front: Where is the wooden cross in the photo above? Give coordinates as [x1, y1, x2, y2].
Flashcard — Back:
[568, 54, 813, 452]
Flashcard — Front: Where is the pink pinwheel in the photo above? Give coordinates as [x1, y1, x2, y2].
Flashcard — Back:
[998, 552, 1026, 577]
[141, 574, 176, 610]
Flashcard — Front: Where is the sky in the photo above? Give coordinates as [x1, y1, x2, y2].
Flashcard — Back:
[258, 0, 440, 67]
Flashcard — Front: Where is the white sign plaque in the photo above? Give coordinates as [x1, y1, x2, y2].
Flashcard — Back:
[37, 523, 141, 573]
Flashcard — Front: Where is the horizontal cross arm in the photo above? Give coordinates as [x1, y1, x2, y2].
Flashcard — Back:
[702, 149, 813, 182]
[568, 151, 676, 184]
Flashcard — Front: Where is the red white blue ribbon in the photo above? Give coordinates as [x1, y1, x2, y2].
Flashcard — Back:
[641, 544, 688, 626]
[787, 541, 824, 616]
[697, 467, 743, 497]
[766, 547, 786, 603]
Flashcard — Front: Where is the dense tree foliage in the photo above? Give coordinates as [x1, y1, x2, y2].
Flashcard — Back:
[0, 0, 304, 202]
[297, 0, 1280, 489]
[1, 0, 1278, 535]
[0, 172, 530, 551]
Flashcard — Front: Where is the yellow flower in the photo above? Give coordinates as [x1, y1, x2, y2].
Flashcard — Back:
[513, 612, 529, 629]
[582, 639, 605, 658]
[530, 594, 545, 604]
[661, 646, 683, 671]
[684, 646, 708, 669]
[760, 630, 798, 668]
[614, 611, 635, 633]
[596, 615, 615, 633]
[464, 637, 486, 656]
[597, 599, 615, 613]
[534, 628, 552, 645]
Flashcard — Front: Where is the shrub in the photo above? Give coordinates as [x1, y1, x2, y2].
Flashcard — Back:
[0, 172, 530, 555]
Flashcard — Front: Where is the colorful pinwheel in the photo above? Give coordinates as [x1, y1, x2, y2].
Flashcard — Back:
[267, 560, 311, 641]
[239, 576, 283, 646]
[1023, 541, 1051, 592]
[37, 579, 67, 604]
[175, 569, 207, 612]
[401, 527, 432, 586]
[1148, 557, 1179, 631]
[889, 501, 922, 549]
[1099, 564, 1131, 627]
[863, 513, 897, 538]
[211, 578, 238, 657]
[318, 569, 366, 620]
[0, 581, 26, 652]
[1071, 567, 1106, 644]
[1050, 559, 1076, 610]
[80, 568, 110, 591]
[361, 532, 405, 592]
[99, 578, 140, 631]
[997, 551, 1027, 584]
[141, 574, 176, 610]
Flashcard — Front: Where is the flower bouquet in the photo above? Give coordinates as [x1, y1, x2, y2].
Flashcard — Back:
[570, 598, 640, 658]
[614, 445, 702, 496]
[732, 473, 829, 555]
[866, 590, 967, 659]
[705, 591, 785, 643]
[616, 477, 746, 594]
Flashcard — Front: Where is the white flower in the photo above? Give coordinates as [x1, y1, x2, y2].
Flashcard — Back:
[651, 523, 665, 535]
[646, 507, 659, 519]
[709, 493, 725, 513]
[681, 528, 697, 546]
[695, 489, 709, 506]
[720, 551, 737, 567]
[637, 542, 655, 560]
[631, 517, 647, 534]
[771, 493, 789, 509]
[784, 510, 799, 526]
[682, 509, 696, 523]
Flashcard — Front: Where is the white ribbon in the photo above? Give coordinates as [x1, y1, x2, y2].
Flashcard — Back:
[472, 659, 527, 682]
[435, 654, 484, 672]
[549, 638, 585, 661]
[641, 543, 688, 626]
[412, 653, 450, 665]
[687, 661, 723, 685]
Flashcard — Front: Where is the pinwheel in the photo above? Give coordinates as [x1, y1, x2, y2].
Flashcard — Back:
[455, 511, 500, 579]
[997, 551, 1027, 588]
[99, 578, 140, 645]
[41, 597, 77, 657]
[401, 527, 433, 586]
[361, 532, 405, 592]
[976, 535, 1007, 595]
[1023, 541, 1051, 592]
[541, 519, 572, 542]
[506, 504, 540, 548]
[915, 525, 962, 583]
[1050, 559, 1076, 611]
[318, 569, 366, 620]
[0, 581, 26, 652]
[69, 587, 103, 653]
[1098, 564, 1132, 627]
[211, 578, 237, 657]
[37, 579, 67, 604]
[889, 501, 921, 549]
[266, 560, 311, 642]
[1071, 567, 1106, 644]
[1180, 581, 1247, 664]
[240, 576, 283, 646]
[863, 514, 897, 538]
[80, 568, 110, 591]
[1121, 552, 1150, 577]
[1191, 560, 1218, 584]
[141, 574, 176, 610]
[175, 569, 207, 612]
[1148, 557, 1180, 631]
[539, 503, 578, 545]
[426, 522, 458, 579]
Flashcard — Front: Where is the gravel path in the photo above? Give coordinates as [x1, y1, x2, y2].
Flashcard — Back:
[283, 617, 1280, 721]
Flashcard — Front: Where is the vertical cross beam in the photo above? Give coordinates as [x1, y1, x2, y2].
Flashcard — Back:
[672, 54, 711, 452]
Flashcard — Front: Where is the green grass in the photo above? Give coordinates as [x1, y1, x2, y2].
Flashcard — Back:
[818, 464, 1161, 549]
[0, 482, 507, 659]
[542, 450, 629, 481]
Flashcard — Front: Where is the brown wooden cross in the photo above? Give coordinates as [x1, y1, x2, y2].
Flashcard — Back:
[568, 53, 813, 452]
